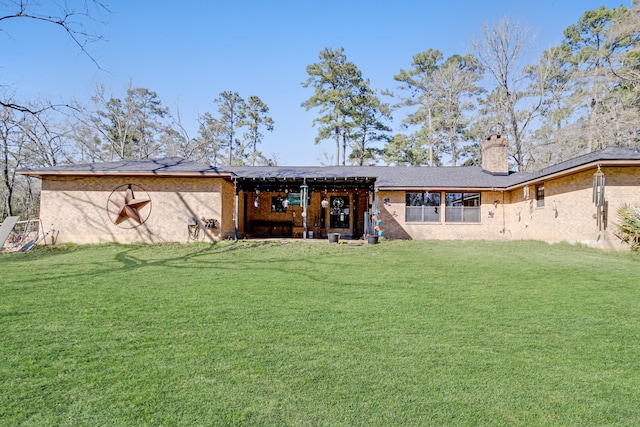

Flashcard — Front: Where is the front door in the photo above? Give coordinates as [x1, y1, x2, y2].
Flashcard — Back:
[329, 196, 350, 229]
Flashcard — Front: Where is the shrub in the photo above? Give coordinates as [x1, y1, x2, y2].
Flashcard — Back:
[615, 203, 640, 251]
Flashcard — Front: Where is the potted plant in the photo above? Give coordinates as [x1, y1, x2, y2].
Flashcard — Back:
[363, 211, 380, 244]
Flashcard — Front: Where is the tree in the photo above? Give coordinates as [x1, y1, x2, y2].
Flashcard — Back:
[83, 84, 137, 160]
[348, 85, 392, 165]
[1, 105, 24, 216]
[431, 54, 484, 166]
[196, 112, 225, 166]
[525, 45, 579, 167]
[21, 107, 75, 168]
[238, 95, 274, 165]
[128, 87, 169, 159]
[302, 47, 364, 165]
[162, 106, 202, 161]
[389, 49, 484, 166]
[72, 84, 172, 161]
[606, 2, 640, 147]
[0, 102, 58, 217]
[562, 6, 626, 152]
[382, 133, 432, 166]
[472, 18, 540, 170]
[389, 49, 443, 166]
[214, 91, 245, 165]
[0, 0, 109, 114]
[606, 0, 640, 87]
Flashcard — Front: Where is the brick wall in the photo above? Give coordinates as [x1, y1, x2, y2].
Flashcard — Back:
[506, 166, 640, 250]
[378, 190, 510, 241]
[41, 176, 226, 244]
[39, 166, 640, 249]
[376, 166, 640, 250]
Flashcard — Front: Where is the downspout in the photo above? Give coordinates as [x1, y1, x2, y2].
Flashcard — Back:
[501, 190, 506, 234]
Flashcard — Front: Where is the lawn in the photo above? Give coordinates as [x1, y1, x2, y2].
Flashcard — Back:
[1, 240, 640, 426]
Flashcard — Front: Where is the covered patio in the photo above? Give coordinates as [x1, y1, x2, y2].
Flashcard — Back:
[229, 168, 377, 240]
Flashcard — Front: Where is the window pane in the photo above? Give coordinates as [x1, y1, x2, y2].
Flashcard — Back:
[536, 185, 545, 207]
[271, 196, 287, 213]
[406, 206, 423, 222]
[463, 207, 481, 223]
[406, 192, 441, 222]
[446, 206, 463, 222]
[423, 205, 441, 222]
[446, 193, 463, 207]
[445, 192, 481, 223]
[406, 193, 424, 206]
[426, 193, 440, 206]
[463, 193, 480, 207]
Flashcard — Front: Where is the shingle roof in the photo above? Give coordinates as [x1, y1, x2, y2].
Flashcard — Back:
[367, 166, 524, 189]
[513, 146, 640, 185]
[225, 165, 526, 189]
[18, 157, 231, 177]
[17, 147, 640, 189]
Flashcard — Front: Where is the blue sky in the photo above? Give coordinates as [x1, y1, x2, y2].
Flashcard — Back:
[2, 0, 629, 165]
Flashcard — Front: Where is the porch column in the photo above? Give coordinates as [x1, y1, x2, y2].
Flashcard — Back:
[234, 182, 240, 241]
[301, 179, 308, 240]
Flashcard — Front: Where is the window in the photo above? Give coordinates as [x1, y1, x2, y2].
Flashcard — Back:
[536, 185, 544, 207]
[445, 193, 481, 223]
[406, 192, 441, 222]
[271, 196, 287, 213]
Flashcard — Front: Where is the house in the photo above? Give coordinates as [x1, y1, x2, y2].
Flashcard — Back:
[17, 135, 640, 250]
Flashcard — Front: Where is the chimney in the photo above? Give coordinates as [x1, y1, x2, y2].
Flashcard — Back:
[481, 134, 509, 175]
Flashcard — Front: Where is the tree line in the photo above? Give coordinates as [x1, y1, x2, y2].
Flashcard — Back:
[1, 1, 639, 219]
[305, 3, 640, 169]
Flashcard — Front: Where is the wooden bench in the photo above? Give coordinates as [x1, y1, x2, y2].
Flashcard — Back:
[248, 220, 293, 237]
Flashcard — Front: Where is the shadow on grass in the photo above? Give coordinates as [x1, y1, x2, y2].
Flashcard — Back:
[4, 240, 320, 288]
[112, 240, 289, 269]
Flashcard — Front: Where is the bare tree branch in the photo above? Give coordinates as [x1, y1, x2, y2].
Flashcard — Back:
[1, 0, 110, 57]
[1, 0, 110, 113]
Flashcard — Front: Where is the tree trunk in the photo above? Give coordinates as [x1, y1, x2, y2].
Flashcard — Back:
[334, 126, 340, 166]
[342, 131, 347, 166]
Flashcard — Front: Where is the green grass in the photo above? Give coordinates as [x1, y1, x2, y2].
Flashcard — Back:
[1, 240, 640, 426]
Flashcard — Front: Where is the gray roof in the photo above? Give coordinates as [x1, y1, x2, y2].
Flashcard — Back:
[17, 147, 640, 190]
[225, 165, 526, 189]
[18, 157, 231, 177]
[515, 146, 640, 184]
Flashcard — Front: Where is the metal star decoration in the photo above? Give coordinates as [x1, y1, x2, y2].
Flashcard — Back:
[110, 184, 151, 225]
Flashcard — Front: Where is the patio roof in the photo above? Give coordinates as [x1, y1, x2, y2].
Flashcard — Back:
[225, 166, 377, 192]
